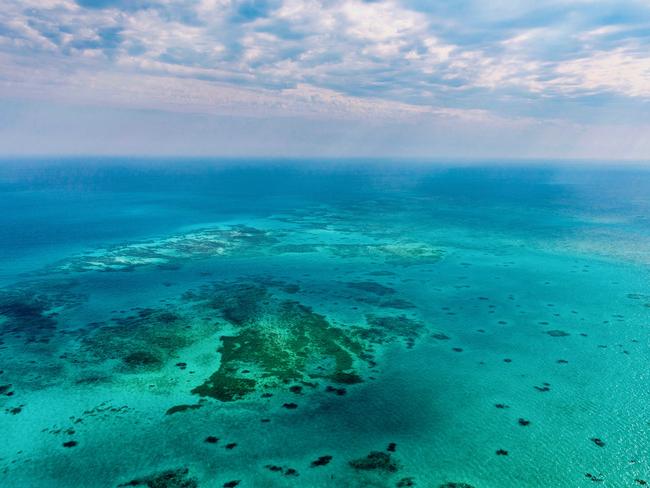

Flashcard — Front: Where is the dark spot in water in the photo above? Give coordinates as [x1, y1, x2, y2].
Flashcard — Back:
[546, 330, 570, 337]
[283, 402, 298, 409]
[503, 358, 512, 363]
[310, 455, 332, 467]
[635, 479, 647, 485]
[7, 405, 23, 415]
[204, 436, 219, 444]
[495, 404, 509, 409]
[432, 333, 450, 340]
[496, 449, 508, 456]
[289, 385, 303, 394]
[387, 442, 397, 452]
[585, 473, 604, 482]
[325, 386, 347, 396]
[265, 465, 283, 472]
[62, 441, 77, 448]
[438, 483, 475, 488]
[556, 359, 568, 364]
[118, 468, 198, 487]
[223, 481, 240, 488]
[397, 477, 416, 486]
[166, 404, 202, 415]
[349, 451, 399, 472]
[534, 385, 551, 392]
[591, 437, 606, 447]
[518, 418, 531, 426]
[122, 351, 162, 368]
[284, 468, 299, 476]
[452, 347, 463, 353]
[225, 443, 237, 449]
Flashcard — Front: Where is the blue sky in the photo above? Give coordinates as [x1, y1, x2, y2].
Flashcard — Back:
[1, 0, 649, 159]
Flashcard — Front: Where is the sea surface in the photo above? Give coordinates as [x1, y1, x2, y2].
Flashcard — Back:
[0, 159, 648, 487]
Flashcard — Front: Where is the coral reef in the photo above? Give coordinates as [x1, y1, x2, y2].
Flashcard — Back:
[190, 283, 367, 401]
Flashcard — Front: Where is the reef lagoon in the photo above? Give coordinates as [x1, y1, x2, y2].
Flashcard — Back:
[0, 160, 648, 488]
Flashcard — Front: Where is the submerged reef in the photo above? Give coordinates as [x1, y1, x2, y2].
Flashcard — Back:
[356, 314, 423, 347]
[189, 282, 367, 401]
[45, 225, 277, 274]
[328, 242, 444, 266]
[0, 280, 85, 343]
[72, 307, 200, 373]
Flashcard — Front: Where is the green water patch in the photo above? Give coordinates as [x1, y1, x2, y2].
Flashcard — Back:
[188, 282, 368, 402]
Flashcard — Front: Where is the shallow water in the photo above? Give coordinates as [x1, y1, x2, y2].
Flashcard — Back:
[0, 160, 648, 487]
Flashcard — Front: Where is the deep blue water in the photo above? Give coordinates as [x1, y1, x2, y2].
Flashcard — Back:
[0, 159, 648, 487]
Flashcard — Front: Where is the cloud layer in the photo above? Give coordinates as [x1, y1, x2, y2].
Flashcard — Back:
[1, 0, 649, 158]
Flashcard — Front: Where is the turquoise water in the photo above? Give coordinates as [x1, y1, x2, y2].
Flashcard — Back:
[0, 160, 648, 487]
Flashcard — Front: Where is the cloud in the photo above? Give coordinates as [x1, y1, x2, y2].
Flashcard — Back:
[0, 0, 649, 157]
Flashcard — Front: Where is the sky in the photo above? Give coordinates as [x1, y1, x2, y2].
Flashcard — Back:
[1, 0, 649, 159]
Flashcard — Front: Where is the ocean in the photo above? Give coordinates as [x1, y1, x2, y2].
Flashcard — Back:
[0, 159, 648, 487]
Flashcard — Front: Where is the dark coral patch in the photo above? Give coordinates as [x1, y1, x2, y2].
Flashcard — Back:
[546, 330, 570, 337]
[117, 467, 198, 487]
[165, 404, 202, 416]
[397, 477, 416, 487]
[325, 386, 347, 396]
[123, 351, 163, 368]
[585, 473, 604, 482]
[310, 455, 332, 467]
[591, 437, 606, 447]
[349, 451, 399, 472]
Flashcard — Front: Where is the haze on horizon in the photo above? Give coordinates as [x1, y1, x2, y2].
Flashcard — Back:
[1, 0, 649, 160]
